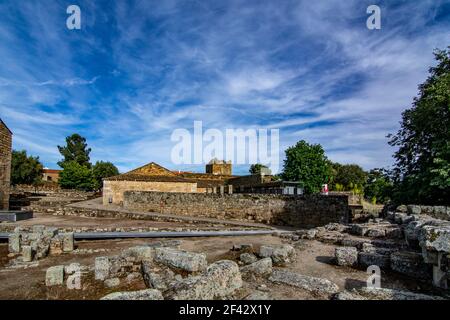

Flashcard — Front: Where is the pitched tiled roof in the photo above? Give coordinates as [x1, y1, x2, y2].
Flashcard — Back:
[104, 162, 196, 183]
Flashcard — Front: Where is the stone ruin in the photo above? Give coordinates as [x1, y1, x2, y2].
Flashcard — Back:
[287, 204, 450, 292]
[8, 225, 74, 264]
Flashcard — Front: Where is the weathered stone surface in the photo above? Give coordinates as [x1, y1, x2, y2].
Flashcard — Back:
[62, 233, 74, 252]
[419, 223, 450, 254]
[95, 256, 110, 280]
[49, 235, 63, 255]
[396, 205, 407, 213]
[155, 248, 207, 272]
[240, 258, 272, 276]
[142, 260, 176, 290]
[22, 245, 33, 262]
[358, 252, 390, 269]
[334, 287, 443, 300]
[259, 244, 295, 266]
[122, 246, 154, 261]
[407, 205, 422, 215]
[269, 269, 339, 295]
[240, 253, 258, 265]
[335, 247, 358, 267]
[390, 251, 431, 279]
[101, 289, 164, 300]
[45, 265, 64, 286]
[341, 238, 371, 249]
[167, 260, 242, 300]
[122, 191, 351, 228]
[366, 228, 386, 238]
[361, 243, 394, 256]
[104, 278, 121, 288]
[8, 233, 20, 253]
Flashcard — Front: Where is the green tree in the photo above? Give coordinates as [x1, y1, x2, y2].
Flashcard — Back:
[364, 168, 393, 204]
[333, 164, 368, 191]
[57, 134, 92, 168]
[11, 150, 43, 185]
[282, 140, 331, 194]
[92, 161, 119, 190]
[58, 161, 94, 191]
[249, 164, 269, 175]
[388, 48, 450, 205]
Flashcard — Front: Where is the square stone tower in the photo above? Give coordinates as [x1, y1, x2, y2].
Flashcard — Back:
[0, 119, 12, 210]
[205, 158, 232, 175]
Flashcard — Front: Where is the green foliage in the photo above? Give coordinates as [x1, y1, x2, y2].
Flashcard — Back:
[331, 163, 367, 192]
[249, 164, 269, 175]
[282, 140, 331, 194]
[11, 150, 43, 185]
[364, 168, 393, 204]
[92, 161, 119, 190]
[388, 48, 450, 205]
[57, 133, 92, 168]
[58, 161, 94, 191]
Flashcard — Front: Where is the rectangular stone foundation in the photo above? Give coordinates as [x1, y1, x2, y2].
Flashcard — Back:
[0, 210, 33, 222]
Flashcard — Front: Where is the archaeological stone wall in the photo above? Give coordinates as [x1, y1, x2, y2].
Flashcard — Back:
[103, 180, 198, 205]
[123, 191, 350, 228]
[0, 120, 12, 210]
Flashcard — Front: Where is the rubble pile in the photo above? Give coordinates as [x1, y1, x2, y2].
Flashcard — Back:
[289, 204, 450, 291]
[8, 225, 74, 263]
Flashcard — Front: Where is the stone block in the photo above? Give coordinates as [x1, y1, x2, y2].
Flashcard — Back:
[122, 246, 154, 261]
[95, 256, 110, 280]
[407, 205, 422, 215]
[240, 258, 272, 276]
[101, 289, 163, 300]
[8, 233, 21, 253]
[259, 244, 295, 266]
[240, 253, 258, 265]
[62, 233, 74, 252]
[22, 245, 33, 262]
[45, 265, 64, 286]
[358, 252, 390, 270]
[154, 248, 207, 272]
[167, 260, 242, 300]
[390, 251, 431, 279]
[269, 269, 339, 295]
[49, 235, 63, 255]
[335, 247, 358, 267]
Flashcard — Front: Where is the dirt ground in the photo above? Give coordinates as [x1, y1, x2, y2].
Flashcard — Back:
[0, 234, 438, 300]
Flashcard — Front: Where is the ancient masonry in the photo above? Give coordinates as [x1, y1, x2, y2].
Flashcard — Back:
[0, 119, 12, 210]
[123, 191, 351, 228]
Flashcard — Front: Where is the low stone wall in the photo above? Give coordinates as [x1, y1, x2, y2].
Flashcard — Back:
[123, 192, 350, 228]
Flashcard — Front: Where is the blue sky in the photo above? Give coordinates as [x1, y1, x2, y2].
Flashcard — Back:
[0, 0, 449, 175]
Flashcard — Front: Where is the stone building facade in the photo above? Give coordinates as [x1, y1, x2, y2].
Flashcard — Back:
[103, 162, 197, 205]
[205, 158, 232, 175]
[42, 169, 61, 182]
[0, 119, 12, 210]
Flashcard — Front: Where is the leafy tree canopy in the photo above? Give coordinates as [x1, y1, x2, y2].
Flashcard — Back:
[249, 164, 269, 175]
[388, 48, 450, 205]
[11, 150, 43, 185]
[57, 133, 91, 168]
[58, 161, 94, 191]
[332, 163, 368, 191]
[282, 140, 331, 194]
[92, 161, 119, 190]
[364, 168, 393, 204]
